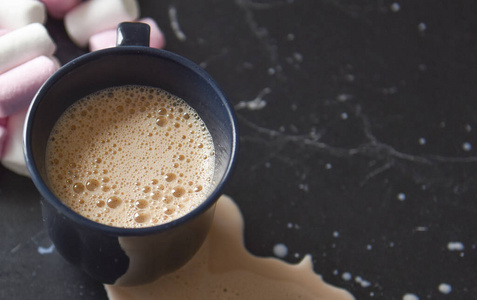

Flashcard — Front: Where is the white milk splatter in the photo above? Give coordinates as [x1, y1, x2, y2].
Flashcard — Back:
[341, 272, 352, 281]
[168, 6, 186, 41]
[462, 142, 472, 151]
[37, 244, 55, 255]
[438, 283, 452, 294]
[273, 243, 288, 258]
[403, 294, 419, 300]
[336, 94, 353, 102]
[355, 276, 371, 288]
[235, 87, 271, 111]
[418, 23, 427, 32]
[390, 3, 401, 12]
[414, 226, 428, 232]
[447, 242, 464, 251]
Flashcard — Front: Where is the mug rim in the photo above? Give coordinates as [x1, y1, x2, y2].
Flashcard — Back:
[24, 46, 238, 236]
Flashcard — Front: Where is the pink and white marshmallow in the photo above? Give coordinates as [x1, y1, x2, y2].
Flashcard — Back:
[65, 0, 140, 47]
[39, 0, 82, 20]
[0, 56, 59, 117]
[0, 29, 10, 37]
[0, 126, 6, 157]
[0, 0, 46, 30]
[1, 109, 29, 177]
[0, 23, 56, 74]
[0, 117, 6, 156]
[89, 18, 165, 51]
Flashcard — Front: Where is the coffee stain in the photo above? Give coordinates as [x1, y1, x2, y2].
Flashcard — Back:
[105, 195, 354, 300]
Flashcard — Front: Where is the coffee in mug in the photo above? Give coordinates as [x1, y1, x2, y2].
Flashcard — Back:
[45, 85, 215, 228]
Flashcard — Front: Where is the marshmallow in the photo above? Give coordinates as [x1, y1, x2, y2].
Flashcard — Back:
[48, 55, 61, 68]
[0, 56, 59, 117]
[1, 109, 30, 177]
[40, 0, 81, 20]
[0, 125, 6, 157]
[0, 29, 9, 37]
[140, 18, 166, 49]
[0, 117, 6, 154]
[88, 30, 116, 51]
[89, 18, 165, 51]
[65, 0, 140, 47]
[0, 23, 56, 74]
[0, 0, 46, 30]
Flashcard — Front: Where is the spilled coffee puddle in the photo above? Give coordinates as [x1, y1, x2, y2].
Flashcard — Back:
[105, 195, 354, 300]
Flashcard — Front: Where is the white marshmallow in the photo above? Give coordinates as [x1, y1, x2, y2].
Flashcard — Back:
[40, 0, 81, 20]
[0, 0, 46, 30]
[140, 18, 166, 49]
[65, 0, 140, 47]
[89, 30, 116, 51]
[0, 23, 56, 74]
[48, 55, 61, 68]
[1, 109, 30, 177]
[0, 121, 6, 156]
[0, 29, 9, 37]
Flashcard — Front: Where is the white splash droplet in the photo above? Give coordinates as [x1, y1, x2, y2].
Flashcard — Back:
[447, 242, 464, 251]
[418, 22, 427, 32]
[438, 283, 452, 294]
[355, 276, 371, 287]
[37, 244, 55, 255]
[391, 3, 401, 12]
[273, 243, 288, 258]
[403, 294, 419, 300]
[342, 272, 352, 281]
[462, 142, 472, 151]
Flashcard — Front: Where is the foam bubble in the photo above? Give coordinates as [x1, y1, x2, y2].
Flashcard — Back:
[86, 179, 100, 191]
[107, 196, 122, 209]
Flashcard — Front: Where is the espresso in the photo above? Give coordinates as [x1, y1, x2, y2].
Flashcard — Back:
[45, 85, 215, 228]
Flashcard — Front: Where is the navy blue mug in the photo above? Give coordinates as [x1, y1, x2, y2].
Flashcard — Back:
[24, 23, 238, 286]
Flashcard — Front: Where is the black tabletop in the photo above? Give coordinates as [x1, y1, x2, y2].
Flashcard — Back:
[1, 1, 476, 299]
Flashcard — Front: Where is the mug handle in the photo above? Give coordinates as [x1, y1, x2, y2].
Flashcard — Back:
[116, 22, 150, 47]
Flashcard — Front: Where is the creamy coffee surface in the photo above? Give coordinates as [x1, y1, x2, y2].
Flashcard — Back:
[45, 85, 215, 228]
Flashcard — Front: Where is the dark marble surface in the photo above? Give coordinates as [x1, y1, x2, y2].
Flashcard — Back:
[1, 0, 476, 299]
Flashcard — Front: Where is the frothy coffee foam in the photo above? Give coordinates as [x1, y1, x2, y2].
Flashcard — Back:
[46, 85, 215, 228]
[105, 195, 355, 300]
